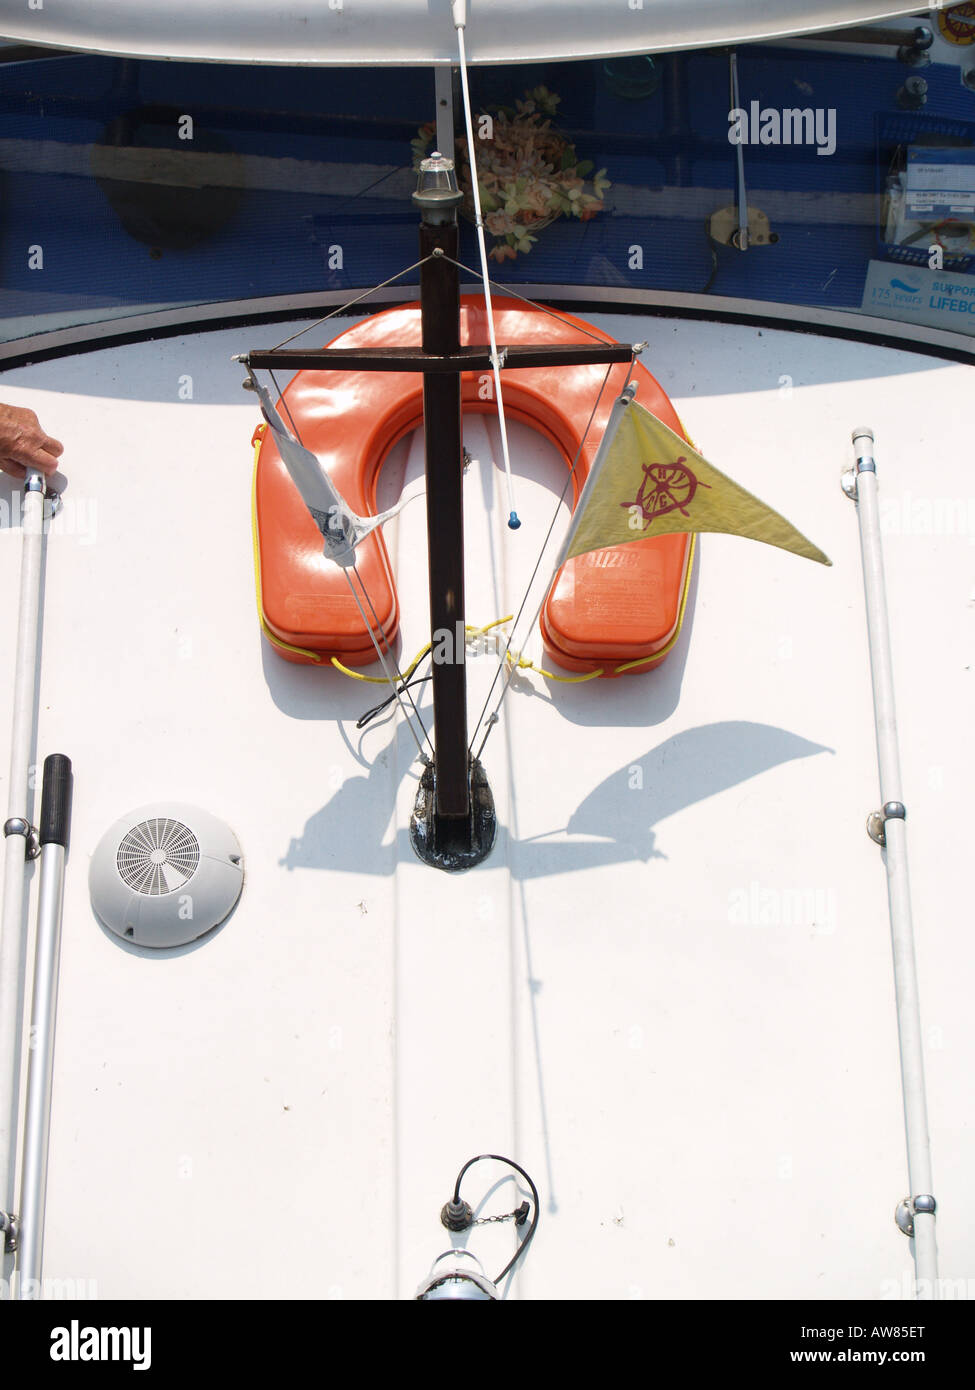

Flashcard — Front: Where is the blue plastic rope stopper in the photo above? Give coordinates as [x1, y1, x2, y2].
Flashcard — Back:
[507, 512, 521, 530]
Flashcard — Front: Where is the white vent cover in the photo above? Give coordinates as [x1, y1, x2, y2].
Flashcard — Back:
[90, 803, 243, 948]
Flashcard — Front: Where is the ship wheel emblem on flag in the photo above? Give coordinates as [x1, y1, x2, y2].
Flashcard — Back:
[622, 457, 710, 530]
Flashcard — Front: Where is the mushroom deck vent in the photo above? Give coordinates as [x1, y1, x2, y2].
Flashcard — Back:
[91, 803, 242, 948]
[116, 818, 201, 895]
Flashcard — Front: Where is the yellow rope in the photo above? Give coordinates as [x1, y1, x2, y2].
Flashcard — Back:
[330, 654, 418, 684]
[330, 615, 514, 685]
[506, 653, 603, 683]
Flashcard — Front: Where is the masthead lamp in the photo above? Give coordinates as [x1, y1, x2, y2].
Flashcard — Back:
[413, 151, 464, 223]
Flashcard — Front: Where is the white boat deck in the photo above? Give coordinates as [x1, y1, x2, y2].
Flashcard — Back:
[0, 312, 970, 1299]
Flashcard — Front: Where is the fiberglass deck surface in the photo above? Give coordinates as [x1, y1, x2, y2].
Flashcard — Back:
[0, 314, 971, 1299]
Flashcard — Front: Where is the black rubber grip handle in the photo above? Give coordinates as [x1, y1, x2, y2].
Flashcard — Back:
[39, 754, 73, 848]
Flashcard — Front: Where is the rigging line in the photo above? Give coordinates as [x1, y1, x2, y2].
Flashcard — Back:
[440, 253, 613, 345]
[322, 161, 415, 215]
[349, 563, 432, 754]
[470, 359, 618, 760]
[342, 564, 430, 761]
[351, 560, 434, 753]
[469, 357, 616, 754]
[261, 370, 430, 761]
[268, 367, 304, 442]
[453, 17, 520, 530]
[268, 255, 436, 351]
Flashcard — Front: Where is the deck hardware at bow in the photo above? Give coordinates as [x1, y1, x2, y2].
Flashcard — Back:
[845, 427, 939, 1299]
[3, 817, 39, 861]
[0, 1210, 17, 1254]
[241, 158, 635, 862]
[417, 1152, 539, 1299]
[866, 800, 906, 848]
[895, 1193, 937, 1239]
[409, 754, 496, 872]
[441, 1198, 474, 1231]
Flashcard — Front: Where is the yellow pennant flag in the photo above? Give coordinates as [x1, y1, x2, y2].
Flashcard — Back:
[563, 400, 830, 566]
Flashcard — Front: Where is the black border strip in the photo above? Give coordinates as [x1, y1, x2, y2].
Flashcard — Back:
[0, 287, 972, 371]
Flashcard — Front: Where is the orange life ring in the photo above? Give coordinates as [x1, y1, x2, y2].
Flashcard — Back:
[253, 296, 692, 675]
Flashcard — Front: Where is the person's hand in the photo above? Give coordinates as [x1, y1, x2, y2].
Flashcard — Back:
[0, 403, 64, 480]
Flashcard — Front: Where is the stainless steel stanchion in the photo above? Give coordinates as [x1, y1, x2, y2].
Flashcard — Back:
[845, 429, 938, 1299]
[16, 753, 72, 1300]
[1, 470, 46, 1255]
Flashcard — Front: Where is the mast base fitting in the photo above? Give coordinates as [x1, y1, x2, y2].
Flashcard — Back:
[895, 1194, 936, 1237]
[0, 1211, 18, 1253]
[866, 802, 906, 847]
[409, 756, 497, 871]
[441, 1199, 474, 1231]
[3, 817, 40, 861]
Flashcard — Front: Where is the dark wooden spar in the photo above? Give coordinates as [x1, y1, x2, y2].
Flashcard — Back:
[243, 156, 632, 868]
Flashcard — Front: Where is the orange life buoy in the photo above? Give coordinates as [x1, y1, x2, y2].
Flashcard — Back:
[254, 297, 692, 674]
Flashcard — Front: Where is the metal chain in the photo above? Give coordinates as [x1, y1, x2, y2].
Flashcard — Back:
[473, 1202, 530, 1227]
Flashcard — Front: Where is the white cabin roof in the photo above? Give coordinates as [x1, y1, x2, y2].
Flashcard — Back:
[0, 312, 970, 1298]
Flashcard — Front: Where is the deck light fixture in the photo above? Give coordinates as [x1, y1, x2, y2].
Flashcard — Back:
[413, 151, 464, 222]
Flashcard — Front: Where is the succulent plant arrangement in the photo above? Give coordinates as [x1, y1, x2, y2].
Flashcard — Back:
[411, 86, 610, 261]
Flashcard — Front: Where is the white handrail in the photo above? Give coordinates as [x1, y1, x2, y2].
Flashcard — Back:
[848, 428, 938, 1299]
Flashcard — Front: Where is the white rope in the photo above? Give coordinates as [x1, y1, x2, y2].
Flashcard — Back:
[453, 0, 520, 530]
